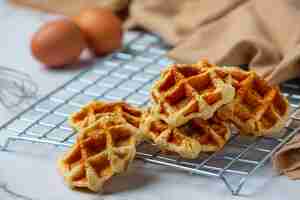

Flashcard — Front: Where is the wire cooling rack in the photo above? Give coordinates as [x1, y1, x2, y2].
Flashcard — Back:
[0, 31, 300, 195]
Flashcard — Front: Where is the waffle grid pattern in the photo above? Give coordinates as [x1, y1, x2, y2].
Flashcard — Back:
[0, 31, 300, 195]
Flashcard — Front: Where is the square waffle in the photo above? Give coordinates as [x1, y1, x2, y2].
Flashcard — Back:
[151, 60, 235, 127]
[58, 113, 139, 192]
[140, 109, 231, 159]
[215, 67, 290, 136]
[69, 101, 143, 131]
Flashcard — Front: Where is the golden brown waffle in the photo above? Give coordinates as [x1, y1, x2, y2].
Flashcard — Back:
[58, 113, 138, 192]
[151, 60, 235, 127]
[140, 109, 231, 159]
[215, 67, 289, 136]
[69, 101, 142, 130]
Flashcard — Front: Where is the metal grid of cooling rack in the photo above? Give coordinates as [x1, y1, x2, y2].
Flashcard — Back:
[0, 31, 300, 195]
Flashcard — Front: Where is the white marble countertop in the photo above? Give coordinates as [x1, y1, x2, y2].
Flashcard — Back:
[0, 2, 299, 200]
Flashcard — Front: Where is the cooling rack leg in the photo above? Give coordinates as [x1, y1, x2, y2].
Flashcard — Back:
[1, 137, 14, 151]
[220, 174, 240, 195]
[220, 126, 300, 196]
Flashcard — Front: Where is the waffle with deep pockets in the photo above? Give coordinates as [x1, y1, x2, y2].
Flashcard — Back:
[58, 113, 138, 192]
[151, 60, 235, 127]
[140, 109, 231, 159]
[215, 66, 289, 136]
[69, 101, 142, 130]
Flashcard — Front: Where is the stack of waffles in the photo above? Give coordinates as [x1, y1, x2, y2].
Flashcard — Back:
[141, 60, 289, 159]
[58, 102, 143, 192]
[58, 59, 289, 192]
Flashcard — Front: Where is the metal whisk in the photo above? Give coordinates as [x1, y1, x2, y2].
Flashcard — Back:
[0, 66, 38, 108]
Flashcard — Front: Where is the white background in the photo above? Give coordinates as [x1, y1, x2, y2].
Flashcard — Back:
[0, 1, 299, 199]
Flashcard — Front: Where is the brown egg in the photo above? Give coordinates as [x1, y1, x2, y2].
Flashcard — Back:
[74, 7, 123, 56]
[31, 19, 86, 68]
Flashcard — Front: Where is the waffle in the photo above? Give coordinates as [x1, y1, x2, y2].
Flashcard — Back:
[151, 60, 235, 127]
[69, 101, 142, 131]
[58, 113, 138, 192]
[215, 67, 289, 136]
[140, 109, 231, 159]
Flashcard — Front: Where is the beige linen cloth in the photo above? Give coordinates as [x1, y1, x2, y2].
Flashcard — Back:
[273, 133, 300, 179]
[125, 0, 300, 85]
[10, 0, 129, 16]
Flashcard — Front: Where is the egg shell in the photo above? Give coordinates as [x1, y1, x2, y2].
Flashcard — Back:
[31, 19, 86, 68]
[74, 7, 123, 56]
